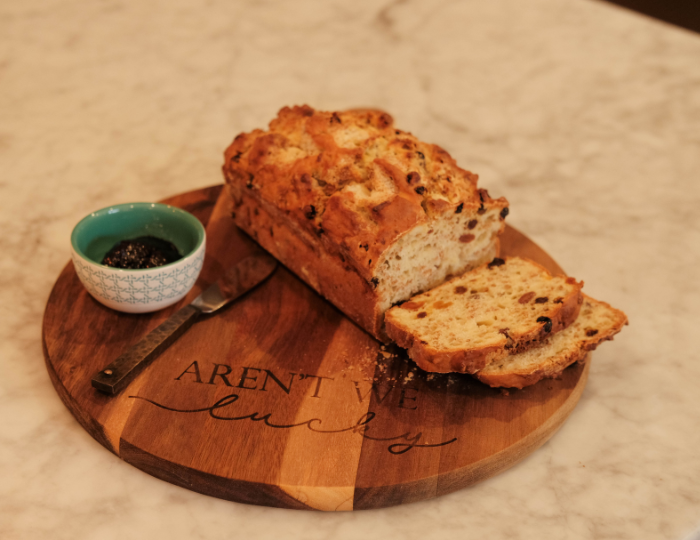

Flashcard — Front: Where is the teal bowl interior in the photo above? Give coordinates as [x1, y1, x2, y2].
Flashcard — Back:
[71, 203, 205, 268]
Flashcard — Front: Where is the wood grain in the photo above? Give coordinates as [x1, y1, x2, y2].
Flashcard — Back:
[43, 185, 590, 511]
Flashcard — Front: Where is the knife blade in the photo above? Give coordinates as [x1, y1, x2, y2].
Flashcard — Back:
[91, 252, 278, 395]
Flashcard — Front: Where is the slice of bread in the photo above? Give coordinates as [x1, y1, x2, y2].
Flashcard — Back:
[385, 257, 583, 374]
[476, 295, 628, 388]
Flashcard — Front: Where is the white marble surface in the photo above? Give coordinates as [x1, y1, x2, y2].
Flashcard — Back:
[2, 0, 700, 538]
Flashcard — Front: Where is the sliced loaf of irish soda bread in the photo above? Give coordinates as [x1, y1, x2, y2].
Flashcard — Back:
[223, 106, 508, 341]
[476, 295, 628, 388]
[384, 257, 583, 374]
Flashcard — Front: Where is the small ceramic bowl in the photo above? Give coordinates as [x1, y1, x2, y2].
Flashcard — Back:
[70, 202, 206, 313]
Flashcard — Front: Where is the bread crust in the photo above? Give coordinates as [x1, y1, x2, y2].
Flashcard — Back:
[384, 257, 584, 373]
[477, 348, 590, 389]
[476, 296, 628, 388]
[223, 105, 507, 340]
[227, 184, 383, 336]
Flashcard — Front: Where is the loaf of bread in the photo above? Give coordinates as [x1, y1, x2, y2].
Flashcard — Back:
[384, 257, 583, 373]
[476, 295, 628, 388]
[223, 105, 508, 340]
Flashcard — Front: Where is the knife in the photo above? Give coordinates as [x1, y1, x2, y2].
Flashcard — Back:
[91, 252, 278, 395]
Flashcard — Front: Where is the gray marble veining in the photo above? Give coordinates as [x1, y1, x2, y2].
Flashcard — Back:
[2, 0, 700, 538]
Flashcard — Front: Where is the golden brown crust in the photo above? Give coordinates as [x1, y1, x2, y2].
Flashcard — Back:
[230, 181, 499, 340]
[223, 105, 507, 282]
[476, 295, 628, 388]
[384, 257, 583, 374]
[227, 185, 384, 337]
[476, 349, 589, 389]
[223, 105, 507, 340]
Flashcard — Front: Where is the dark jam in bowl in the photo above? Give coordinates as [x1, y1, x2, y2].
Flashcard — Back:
[101, 236, 182, 269]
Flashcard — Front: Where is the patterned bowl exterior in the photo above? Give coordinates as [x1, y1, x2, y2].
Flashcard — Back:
[71, 240, 205, 313]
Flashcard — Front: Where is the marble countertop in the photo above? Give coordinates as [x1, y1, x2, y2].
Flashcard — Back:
[2, 0, 699, 538]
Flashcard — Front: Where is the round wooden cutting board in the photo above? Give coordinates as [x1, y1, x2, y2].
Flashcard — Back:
[43, 185, 589, 511]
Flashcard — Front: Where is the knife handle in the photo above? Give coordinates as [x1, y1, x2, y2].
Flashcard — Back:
[91, 304, 202, 395]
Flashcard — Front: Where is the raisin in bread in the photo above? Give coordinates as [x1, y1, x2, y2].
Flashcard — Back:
[476, 295, 627, 388]
[223, 105, 508, 340]
[384, 257, 583, 373]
